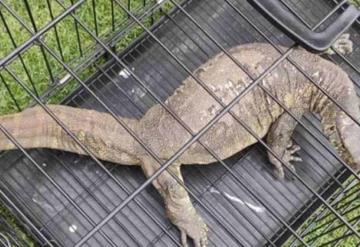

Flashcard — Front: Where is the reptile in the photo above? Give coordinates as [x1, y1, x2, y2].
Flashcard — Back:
[0, 43, 359, 247]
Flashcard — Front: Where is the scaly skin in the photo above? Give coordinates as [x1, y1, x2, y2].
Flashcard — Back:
[0, 43, 359, 247]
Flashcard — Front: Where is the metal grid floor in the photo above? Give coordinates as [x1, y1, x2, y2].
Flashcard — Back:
[0, 0, 359, 246]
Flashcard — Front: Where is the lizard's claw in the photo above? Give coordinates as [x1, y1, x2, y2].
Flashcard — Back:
[273, 142, 302, 180]
[178, 214, 208, 247]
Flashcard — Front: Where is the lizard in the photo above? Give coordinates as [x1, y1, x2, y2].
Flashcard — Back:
[0, 43, 359, 247]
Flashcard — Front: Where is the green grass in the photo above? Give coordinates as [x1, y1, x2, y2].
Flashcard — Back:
[0, 0, 166, 114]
[0, 0, 173, 244]
[0, 0, 360, 246]
[351, 0, 360, 7]
[283, 178, 360, 247]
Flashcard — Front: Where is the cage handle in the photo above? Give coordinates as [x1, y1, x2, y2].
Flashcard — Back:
[248, 0, 360, 52]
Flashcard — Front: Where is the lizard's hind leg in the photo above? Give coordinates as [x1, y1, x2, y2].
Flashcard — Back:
[266, 111, 303, 179]
[140, 156, 208, 247]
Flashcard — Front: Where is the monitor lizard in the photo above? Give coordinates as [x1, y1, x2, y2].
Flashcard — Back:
[0, 42, 359, 247]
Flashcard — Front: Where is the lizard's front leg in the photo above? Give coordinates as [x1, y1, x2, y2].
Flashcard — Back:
[267, 111, 303, 179]
[140, 156, 208, 247]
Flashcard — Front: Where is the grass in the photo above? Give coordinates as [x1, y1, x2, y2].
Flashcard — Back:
[283, 178, 360, 247]
[0, 0, 172, 244]
[0, 0, 165, 114]
[0, 0, 359, 246]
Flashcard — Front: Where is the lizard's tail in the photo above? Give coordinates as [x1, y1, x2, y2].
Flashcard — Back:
[0, 105, 140, 165]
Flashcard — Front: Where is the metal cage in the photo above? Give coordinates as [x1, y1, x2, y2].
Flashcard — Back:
[0, 0, 359, 246]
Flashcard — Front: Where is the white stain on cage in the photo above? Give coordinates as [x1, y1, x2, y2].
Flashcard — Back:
[69, 224, 78, 233]
[130, 87, 146, 98]
[32, 196, 55, 213]
[58, 73, 72, 85]
[210, 187, 265, 213]
[118, 68, 131, 79]
[42, 162, 47, 167]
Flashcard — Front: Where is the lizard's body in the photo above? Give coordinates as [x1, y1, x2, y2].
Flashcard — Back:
[1, 43, 359, 246]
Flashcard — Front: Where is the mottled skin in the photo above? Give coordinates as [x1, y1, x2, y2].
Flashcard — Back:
[1, 43, 360, 247]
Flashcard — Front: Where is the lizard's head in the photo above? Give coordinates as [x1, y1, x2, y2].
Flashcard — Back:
[335, 110, 360, 171]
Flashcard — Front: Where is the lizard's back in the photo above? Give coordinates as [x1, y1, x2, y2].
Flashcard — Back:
[138, 43, 309, 164]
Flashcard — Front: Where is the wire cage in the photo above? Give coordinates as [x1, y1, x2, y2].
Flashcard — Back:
[0, 0, 359, 246]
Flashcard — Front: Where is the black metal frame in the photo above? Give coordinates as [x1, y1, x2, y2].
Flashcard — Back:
[0, 0, 359, 246]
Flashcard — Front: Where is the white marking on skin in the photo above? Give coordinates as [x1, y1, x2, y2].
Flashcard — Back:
[347, 88, 353, 95]
[118, 68, 131, 79]
[312, 71, 320, 78]
[210, 188, 265, 213]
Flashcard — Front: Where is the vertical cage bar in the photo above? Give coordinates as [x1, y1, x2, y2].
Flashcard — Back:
[45, 0, 65, 61]
[111, 0, 115, 31]
[92, 0, 99, 36]
[0, 9, 36, 106]
[70, 0, 84, 57]
[0, 74, 21, 112]
[22, 0, 55, 87]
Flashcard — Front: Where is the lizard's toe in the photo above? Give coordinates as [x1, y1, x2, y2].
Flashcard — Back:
[181, 230, 188, 247]
[289, 144, 301, 154]
[286, 163, 297, 180]
[175, 210, 208, 247]
[273, 166, 285, 180]
[200, 225, 209, 247]
[289, 156, 302, 162]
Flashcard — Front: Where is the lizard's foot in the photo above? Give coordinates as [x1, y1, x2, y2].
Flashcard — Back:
[167, 204, 208, 247]
[179, 214, 208, 247]
[327, 33, 353, 55]
[271, 142, 302, 180]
